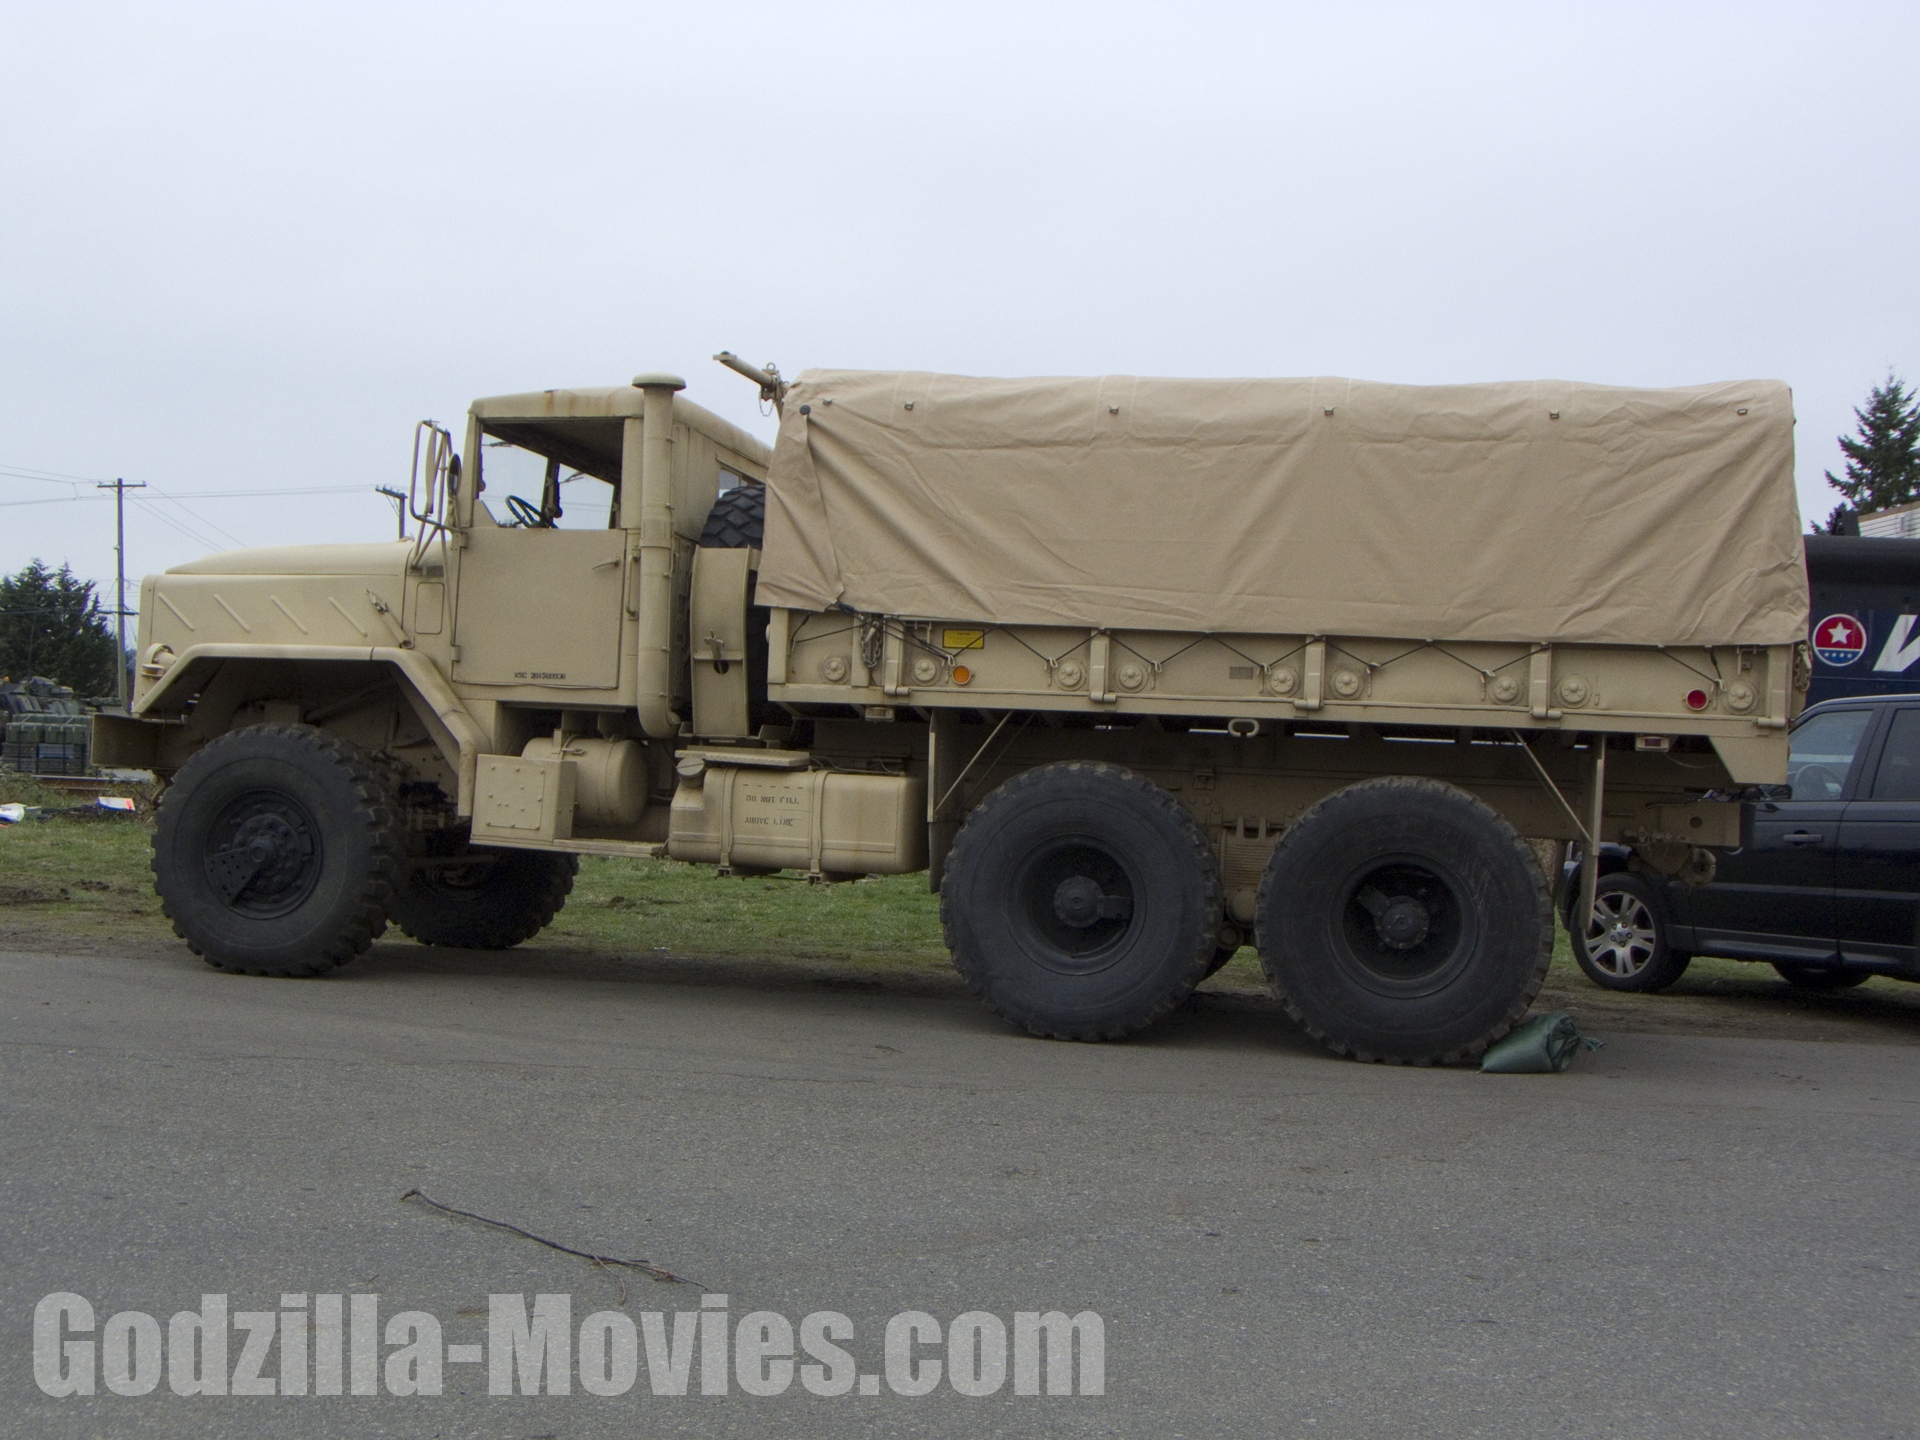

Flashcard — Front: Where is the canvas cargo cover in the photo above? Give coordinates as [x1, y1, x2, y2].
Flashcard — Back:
[756, 370, 1808, 648]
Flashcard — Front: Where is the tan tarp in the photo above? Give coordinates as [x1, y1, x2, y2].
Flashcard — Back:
[756, 370, 1808, 647]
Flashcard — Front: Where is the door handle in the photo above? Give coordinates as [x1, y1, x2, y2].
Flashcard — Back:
[1781, 831, 1825, 846]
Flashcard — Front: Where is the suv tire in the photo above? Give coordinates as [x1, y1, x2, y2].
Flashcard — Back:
[1571, 872, 1691, 993]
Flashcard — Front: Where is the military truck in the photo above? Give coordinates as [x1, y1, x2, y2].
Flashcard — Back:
[94, 362, 1809, 1063]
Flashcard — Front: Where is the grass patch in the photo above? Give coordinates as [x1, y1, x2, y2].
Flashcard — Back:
[0, 811, 158, 938]
[534, 856, 952, 973]
[0, 821, 959, 969]
[0, 770, 70, 807]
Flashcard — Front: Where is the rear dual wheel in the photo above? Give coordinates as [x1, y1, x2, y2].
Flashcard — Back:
[944, 766, 1550, 1065]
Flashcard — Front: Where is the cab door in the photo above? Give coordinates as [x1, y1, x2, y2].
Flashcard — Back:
[1683, 705, 1878, 963]
[1836, 704, 1920, 969]
[451, 523, 628, 690]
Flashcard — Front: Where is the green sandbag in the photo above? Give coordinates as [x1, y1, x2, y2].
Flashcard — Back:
[1480, 1012, 1603, 1073]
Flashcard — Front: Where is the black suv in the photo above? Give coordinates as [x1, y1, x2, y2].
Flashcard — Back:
[1565, 693, 1920, 993]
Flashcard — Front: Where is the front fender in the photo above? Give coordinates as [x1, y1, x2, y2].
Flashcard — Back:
[131, 643, 488, 814]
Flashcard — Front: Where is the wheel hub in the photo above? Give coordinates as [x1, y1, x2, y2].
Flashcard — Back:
[204, 794, 320, 913]
[1338, 865, 1472, 994]
[1052, 875, 1130, 929]
[1375, 896, 1431, 950]
[1586, 894, 1655, 976]
[1012, 838, 1140, 972]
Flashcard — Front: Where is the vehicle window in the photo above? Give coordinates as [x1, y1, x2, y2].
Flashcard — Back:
[477, 438, 615, 530]
[1869, 709, 1920, 800]
[1786, 708, 1873, 800]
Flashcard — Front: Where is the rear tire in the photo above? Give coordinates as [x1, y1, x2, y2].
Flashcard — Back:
[942, 762, 1222, 1040]
[1772, 962, 1871, 991]
[1570, 873, 1691, 993]
[391, 847, 578, 949]
[1255, 777, 1551, 1064]
[152, 724, 404, 976]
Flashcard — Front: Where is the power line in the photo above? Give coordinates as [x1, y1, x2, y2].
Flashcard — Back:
[152, 485, 372, 498]
[144, 484, 249, 549]
[0, 461, 114, 484]
[129, 495, 226, 553]
[0, 484, 376, 510]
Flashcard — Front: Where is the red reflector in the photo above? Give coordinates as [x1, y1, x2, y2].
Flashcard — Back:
[1685, 688, 1710, 711]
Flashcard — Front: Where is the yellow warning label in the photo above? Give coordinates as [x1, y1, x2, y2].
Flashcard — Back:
[942, 629, 986, 650]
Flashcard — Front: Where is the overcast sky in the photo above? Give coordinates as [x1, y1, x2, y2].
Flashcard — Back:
[3, 2, 1915, 606]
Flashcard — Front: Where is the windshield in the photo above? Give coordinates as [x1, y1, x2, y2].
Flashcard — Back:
[477, 438, 616, 530]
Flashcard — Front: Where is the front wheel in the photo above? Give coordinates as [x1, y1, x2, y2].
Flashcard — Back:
[941, 762, 1222, 1040]
[1571, 873, 1691, 993]
[1256, 777, 1551, 1064]
[151, 724, 404, 976]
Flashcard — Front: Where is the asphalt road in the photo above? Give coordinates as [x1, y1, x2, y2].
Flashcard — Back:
[3, 939, 1917, 1440]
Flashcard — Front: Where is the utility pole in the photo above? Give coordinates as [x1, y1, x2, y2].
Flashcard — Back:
[95, 477, 146, 712]
[375, 486, 409, 540]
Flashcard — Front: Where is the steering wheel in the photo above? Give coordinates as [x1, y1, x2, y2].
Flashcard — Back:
[1791, 763, 1844, 800]
[504, 494, 547, 528]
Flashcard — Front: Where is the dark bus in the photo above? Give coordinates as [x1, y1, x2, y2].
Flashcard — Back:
[1803, 534, 1920, 706]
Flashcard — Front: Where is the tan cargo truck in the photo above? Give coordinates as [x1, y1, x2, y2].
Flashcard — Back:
[95, 360, 1809, 1063]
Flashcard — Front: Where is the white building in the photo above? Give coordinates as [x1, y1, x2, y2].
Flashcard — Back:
[1857, 501, 1920, 538]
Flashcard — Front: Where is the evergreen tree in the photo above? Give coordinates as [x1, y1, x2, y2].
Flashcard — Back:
[0, 560, 121, 695]
[1819, 373, 1920, 529]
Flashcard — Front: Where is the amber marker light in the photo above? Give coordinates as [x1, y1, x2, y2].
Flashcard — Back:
[951, 665, 973, 685]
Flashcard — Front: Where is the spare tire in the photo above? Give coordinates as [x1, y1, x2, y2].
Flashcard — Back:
[699, 484, 765, 549]
[696, 483, 778, 731]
